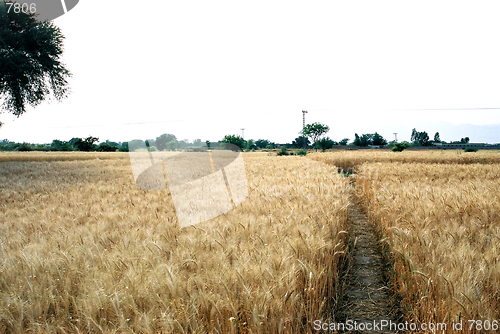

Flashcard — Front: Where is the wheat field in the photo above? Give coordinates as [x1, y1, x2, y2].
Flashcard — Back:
[311, 150, 500, 333]
[0, 152, 349, 333]
[2, 150, 500, 333]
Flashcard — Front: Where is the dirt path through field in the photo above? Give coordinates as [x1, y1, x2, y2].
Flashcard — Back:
[338, 184, 400, 333]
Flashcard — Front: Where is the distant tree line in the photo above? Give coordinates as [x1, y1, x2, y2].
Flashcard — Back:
[0, 127, 473, 153]
[0, 137, 130, 152]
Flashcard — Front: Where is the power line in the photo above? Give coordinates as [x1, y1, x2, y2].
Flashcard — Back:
[401, 107, 500, 111]
[43, 107, 500, 129]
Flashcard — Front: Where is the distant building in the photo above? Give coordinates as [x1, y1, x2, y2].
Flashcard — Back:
[434, 142, 491, 149]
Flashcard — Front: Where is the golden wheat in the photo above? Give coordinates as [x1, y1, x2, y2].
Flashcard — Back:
[0, 152, 349, 333]
[309, 149, 500, 173]
[314, 150, 500, 333]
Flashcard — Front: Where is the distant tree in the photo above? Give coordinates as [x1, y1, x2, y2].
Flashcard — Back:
[353, 133, 373, 147]
[127, 139, 146, 151]
[176, 139, 189, 149]
[16, 142, 33, 151]
[460, 137, 470, 143]
[145, 139, 156, 148]
[255, 139, 273, 149]
[156, 133, 177, 151]
[419, 132, 430, 146]
[276, 147, 290, 156]
[74, 136, 98, 151]
[118, 142, 129, 152]
[221, 134, 246, 150]
[68, 137, 80, 147]
[166, 140, 178, 151]
[434, 132, 441, 143]
[205, 140, 211, 148]
[353, 134, 361, 146]
[105, 140, 120, 147]
[97, 143, 118, 152]
[291, 136, 310, 148]
[372, 132, 387, 146]
[34, 143, 51, 151]
[192, 139, 202, 147]
[464, 146, 478, 152]
[245, 139, 257, 150]
[339, 138, 349, 146]
[0, 5, 71, 117]
[301, 122, 330, 149]
[316, 137, 336, 151]
[392, 141, 411, 152]
[411, 128, 430, 146]
[51, 139, 73, 151]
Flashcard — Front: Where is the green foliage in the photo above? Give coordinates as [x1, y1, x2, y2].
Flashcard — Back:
[0, 6, 71, 116]
[411, 128, 430, 146]
[245, 139, 257, 151]
[353, 133, 373, 147]
[339, 138, 349, 146]
[176, 139, 189, 149]
[276, 147, 290, 156]
[301, 122, 330, 148]
[372, 132, 387, 146]
[0, 140, 19, 151]
[128, 140, 147, 151]
[221, 134, 246, 150]
[51, 139, 73, 151]
[464, 146, 478, 152]
[205, 140, 211, 148]
[166, 140, 178, 151]
[316, 137, 336, 151]
[118, 142, 129, 152]
[461, 137, 470, 143]
[74, 136, 99, 152]
[291, 136, 310, 148]
[434, 132, 441, 143]
[295, 149, 307, 156]
[16, 142, 33, 151]
[156, 133, 177, 151]
[68, 137, 80, 146]
[255, 139, 274, 149]
[392, 141, 411, 152]
[34, 144, 51, 151]
[97, 143, 118, 152]
[145, 139, 156, 148]
[192, 139, 202, 147]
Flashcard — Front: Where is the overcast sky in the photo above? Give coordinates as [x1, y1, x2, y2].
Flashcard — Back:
[1, 0, 500, 144]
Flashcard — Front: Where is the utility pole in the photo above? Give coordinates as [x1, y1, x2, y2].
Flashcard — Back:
[241, 128, 245, 139]
[302, 110, 308, 149]
[393, 133, 398, 142]
[302, 110, 308, 129]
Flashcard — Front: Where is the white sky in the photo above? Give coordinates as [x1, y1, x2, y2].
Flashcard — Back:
[1, 0, 500, 144]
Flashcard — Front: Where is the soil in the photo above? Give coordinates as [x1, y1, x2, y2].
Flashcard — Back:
[337, 185, 401, 333]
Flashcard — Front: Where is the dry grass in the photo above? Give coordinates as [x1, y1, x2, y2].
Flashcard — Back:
[310, 149, 500, 173]
[0, 152, 349, 333]
[0, 152, 130, 163]
[314, 150, 500, 332]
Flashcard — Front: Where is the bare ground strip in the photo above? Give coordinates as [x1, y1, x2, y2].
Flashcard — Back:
[337, 185, 401, 333]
